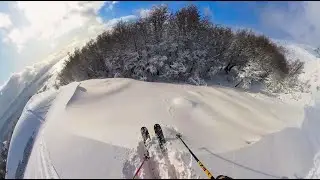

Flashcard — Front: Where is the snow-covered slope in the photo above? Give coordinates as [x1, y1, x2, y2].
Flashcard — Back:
[0, 55, 62, 143]
[262, 41, 320, 107]
[285, 43, 320, 93]
[5, 41, 320, 179]
[7, 77, 320, 179]
[0, 38, 89, 143]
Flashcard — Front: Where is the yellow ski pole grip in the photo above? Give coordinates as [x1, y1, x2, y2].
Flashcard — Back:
[198, 161, 214, 179]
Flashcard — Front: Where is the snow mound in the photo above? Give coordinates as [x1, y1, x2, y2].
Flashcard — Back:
[7, 77, 319, 179]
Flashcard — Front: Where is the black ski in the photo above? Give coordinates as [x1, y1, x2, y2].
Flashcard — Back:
[141, 127, 150, 143]
[134, 127, 151, 179]
[154, 124, 166, 151]
[153, 124, 178, 178]
[141, 127, 151, 158]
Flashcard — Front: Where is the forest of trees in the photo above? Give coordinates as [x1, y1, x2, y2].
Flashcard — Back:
[58, 4, 304, 93]
[0, 141, 8, 179]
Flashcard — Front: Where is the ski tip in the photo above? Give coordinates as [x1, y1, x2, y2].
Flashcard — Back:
[141, 127, 147, 131]
[176, 133, 182, 138]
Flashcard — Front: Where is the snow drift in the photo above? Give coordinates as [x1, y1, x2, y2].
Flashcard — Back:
[7, 77, 320, 179]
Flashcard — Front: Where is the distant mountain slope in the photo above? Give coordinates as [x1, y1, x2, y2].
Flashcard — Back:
[271, 41, 320, 106]
[0, 38, 90, 143]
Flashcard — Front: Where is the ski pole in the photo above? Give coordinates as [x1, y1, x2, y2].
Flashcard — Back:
[176, 134, 215, 179]
[133, 155, 149, 179]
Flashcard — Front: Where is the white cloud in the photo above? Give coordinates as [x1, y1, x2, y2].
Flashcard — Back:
[260, 2, 320, 47]
[4, 1, 119, 51]
[0, 13, 12, 29]
[108, 1, 118, 11]
[0, 1, 144, 83]
[104, 15, 137, 29]
[203, 7, 213, 18]
[138, 8, 152, 18]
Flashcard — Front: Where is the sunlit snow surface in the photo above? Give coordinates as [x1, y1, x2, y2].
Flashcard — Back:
[6, 78, 320, 179]
[5, 42, 320, 179]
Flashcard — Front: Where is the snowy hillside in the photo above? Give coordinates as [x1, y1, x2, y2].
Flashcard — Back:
[0, 38, 91, 143]
[0, 55, 61, 143]
[2, 39, 320, 179]
[273, 41, 320, 106]
[6, 75, 320, 179]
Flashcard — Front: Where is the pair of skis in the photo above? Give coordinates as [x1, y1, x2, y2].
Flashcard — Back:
[133, 124, 166, 179]
[133, 124, 231, 179]
[141, 124, 166, 152]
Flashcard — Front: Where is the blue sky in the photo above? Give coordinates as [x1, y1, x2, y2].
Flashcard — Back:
[101, 2, 265, 32]
[0, 1, 319, 86]
[99, 1, 291, 39]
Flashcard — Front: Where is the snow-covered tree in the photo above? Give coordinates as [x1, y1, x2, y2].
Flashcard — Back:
[0, 141, 8, 178]
[58, 4, 303, 93]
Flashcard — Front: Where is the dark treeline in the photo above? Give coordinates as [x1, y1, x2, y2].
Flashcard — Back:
[58, 4, 303, 92]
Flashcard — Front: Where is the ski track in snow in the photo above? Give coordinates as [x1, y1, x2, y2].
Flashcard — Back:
[38, 137, 59, 179]
[123, 128, 199, 179]
[31, 126, 60, 179]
